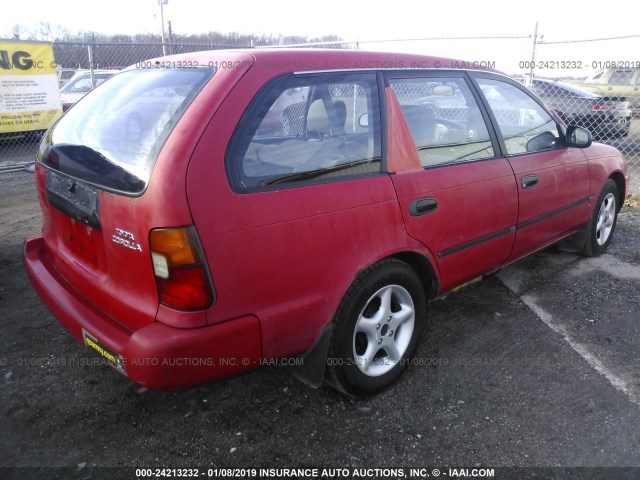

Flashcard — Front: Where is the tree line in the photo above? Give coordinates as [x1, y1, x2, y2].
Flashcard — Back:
[6, 22, 347, 69]
[6, 22, 345, 48]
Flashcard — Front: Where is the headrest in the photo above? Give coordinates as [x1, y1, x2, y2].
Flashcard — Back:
[307, 100, 331, 134]
[333, 100, 347, 128]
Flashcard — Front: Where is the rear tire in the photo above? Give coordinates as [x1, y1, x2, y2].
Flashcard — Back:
[326, 259, 426, 397]
[581, 179, 619, 257]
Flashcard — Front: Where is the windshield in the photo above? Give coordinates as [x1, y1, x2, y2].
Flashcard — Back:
[40, 67, 215, 194]
[533, 80, 599, 98]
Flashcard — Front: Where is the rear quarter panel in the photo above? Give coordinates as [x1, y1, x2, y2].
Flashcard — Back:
[35, 54, 256, 331]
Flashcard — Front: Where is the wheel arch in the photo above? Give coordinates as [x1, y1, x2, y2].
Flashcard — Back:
[608, 171, 626, 210]
[388, 251, 440, 301]
[289, 250, 439, 391]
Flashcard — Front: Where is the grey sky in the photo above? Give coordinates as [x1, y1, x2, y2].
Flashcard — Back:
[3, 0, 639, 76]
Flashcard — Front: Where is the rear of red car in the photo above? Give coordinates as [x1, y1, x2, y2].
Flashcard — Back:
[24, 53, 262, 388]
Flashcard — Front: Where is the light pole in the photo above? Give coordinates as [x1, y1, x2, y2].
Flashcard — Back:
[528, 21, 539, 87]
[159, 0, 168, 56]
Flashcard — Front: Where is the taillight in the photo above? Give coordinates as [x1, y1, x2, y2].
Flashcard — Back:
[149, 226, 214, 310]
[593, 103, 615, 111]
[41, 147, 59, 169]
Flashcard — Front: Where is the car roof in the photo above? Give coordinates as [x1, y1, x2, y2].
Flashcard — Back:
[130, 48, 501, 74]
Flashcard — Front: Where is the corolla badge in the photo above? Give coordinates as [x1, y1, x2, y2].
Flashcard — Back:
[112, 228, 142, 252]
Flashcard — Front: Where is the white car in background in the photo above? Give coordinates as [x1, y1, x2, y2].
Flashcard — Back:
[57, 68, 86, 87]
[60, 70, 118, 111]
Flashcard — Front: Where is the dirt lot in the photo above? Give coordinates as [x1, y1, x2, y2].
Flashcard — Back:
[1, 169, 640, 479]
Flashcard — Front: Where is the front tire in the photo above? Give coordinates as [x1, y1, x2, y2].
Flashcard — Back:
[581, 179, 619, 257]
[326, 259, 426, 396]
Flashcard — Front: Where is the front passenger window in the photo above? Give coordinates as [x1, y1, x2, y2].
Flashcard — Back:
[476, 78, 560, 155]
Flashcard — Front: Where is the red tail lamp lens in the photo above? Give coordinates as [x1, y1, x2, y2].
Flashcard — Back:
[149, 227, 214, 310]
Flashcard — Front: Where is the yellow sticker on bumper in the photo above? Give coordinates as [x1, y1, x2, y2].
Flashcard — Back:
[82, 330, 126, 374]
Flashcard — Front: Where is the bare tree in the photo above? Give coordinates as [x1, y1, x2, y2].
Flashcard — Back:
[31, 22, 69, 42]
[10, 24, 26, 40]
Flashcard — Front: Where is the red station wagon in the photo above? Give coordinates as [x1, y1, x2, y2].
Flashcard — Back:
[24, 49, 629, 396]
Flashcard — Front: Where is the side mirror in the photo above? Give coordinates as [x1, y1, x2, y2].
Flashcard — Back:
[526, 131, 558, 152]
[565, 125, 592, 148]
[358, 113, 369, 127]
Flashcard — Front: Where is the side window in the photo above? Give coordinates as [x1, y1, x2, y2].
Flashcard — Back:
[253, 87, 309, 137]
[71, 78, 92, 93]
[234, 73, 381, 189]
[476, 78, 560, 156]
[389, 77, 494, 167]
[95, 76, 110, 87]
[608, 70, 633, 85]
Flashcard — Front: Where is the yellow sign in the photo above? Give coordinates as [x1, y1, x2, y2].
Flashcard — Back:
[0, 40, 62, 133]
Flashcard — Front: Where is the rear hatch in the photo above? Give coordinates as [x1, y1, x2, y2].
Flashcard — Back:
[36, 67, 215, 331]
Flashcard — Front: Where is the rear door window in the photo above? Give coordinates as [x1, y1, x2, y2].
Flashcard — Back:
[389, 76, 495, 167]
[230, 73, 381, 190]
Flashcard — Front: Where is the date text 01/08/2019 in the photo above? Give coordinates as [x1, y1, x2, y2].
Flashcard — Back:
[519, 60, 640, 70]
[134, 467, 497, 478]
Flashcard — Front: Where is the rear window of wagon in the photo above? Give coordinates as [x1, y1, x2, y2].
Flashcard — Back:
[39, 67, 215, 195]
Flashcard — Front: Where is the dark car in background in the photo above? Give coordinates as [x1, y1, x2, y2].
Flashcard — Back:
[568, 68, 640, 115]
[528, 78, 631, 139]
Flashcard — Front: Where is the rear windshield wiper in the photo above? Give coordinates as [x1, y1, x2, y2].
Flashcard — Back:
[259, 158, 380, 186]
[41, 144, 146, 193]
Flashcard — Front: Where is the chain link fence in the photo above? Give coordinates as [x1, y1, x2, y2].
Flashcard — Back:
[2, 39, 639, 184]
[0, 40, 245, 167]
[530, 34, 640, 185]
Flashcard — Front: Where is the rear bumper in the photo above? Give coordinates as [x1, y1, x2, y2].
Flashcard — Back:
[571, 114, 631, 137]
[591, 120, 631, 138]
[24, 234, 262, 389]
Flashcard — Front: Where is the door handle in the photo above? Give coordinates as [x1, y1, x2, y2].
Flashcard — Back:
[409, 198, 438, 216]
[521, 175, 538, 189]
